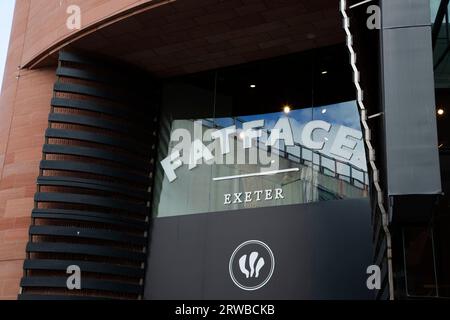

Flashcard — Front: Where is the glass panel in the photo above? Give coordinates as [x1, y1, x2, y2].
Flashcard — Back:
[210, 51, 314, 211]
[403, 227, 438, 297]
[431, 2, 449, 296]
[312, 45, 369, 199]
[434, 212, 450, 297]
[153, 46, 369, 218]
[152, 71, 216, 217]
[312, 101, 369, 199]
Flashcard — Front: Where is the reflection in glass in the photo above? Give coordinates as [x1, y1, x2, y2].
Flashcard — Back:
[152, 47, 369, 217]
[403, 227, 438, 297]
[154, 102, 368, 217]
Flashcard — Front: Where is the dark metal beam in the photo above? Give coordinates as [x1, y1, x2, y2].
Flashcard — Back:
[432, 0, 450, 49]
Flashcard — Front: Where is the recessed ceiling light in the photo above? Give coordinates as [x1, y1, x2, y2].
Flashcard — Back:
[437, 108, 445, 116]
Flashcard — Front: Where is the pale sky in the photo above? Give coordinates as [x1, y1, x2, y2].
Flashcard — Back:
[0, 0, 15, 92]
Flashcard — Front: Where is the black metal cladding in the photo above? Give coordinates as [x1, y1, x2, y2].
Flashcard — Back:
[20, 277, 142, 294]
[34, 192, 147, 215]
[42, 144, 149, 170]
[26, 242, 147, 261]
[39, 160, 151, 184]
[31, 208, 148, 230]
[19, 51, 158, 300]
[45, 128, 151, 156]
[23, 259, 145, 278]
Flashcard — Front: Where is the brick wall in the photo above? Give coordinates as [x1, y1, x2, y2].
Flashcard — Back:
[0, 0, 55, 299]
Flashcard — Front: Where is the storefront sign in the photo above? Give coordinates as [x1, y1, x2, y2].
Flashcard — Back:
[224, 188, 285, 205]
[160, 117, 363, 182]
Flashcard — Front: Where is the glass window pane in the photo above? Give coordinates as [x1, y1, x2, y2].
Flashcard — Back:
[152, 71, 216, 217]
[403, 227, 438, 297]
[153, 46, 368, 217]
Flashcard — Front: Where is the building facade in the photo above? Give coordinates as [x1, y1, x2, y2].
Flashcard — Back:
[0, 0, 448, 300]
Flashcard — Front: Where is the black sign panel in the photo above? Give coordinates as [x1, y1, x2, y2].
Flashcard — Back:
[144, 198, 373, 300]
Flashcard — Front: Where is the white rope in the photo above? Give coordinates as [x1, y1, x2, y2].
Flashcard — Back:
[339, 0, 394, 300]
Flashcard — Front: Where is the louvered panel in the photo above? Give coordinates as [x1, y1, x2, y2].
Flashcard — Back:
[20, 51, 159, 300]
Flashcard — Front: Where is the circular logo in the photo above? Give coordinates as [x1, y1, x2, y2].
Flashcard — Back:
[229, 240, 275, 291]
